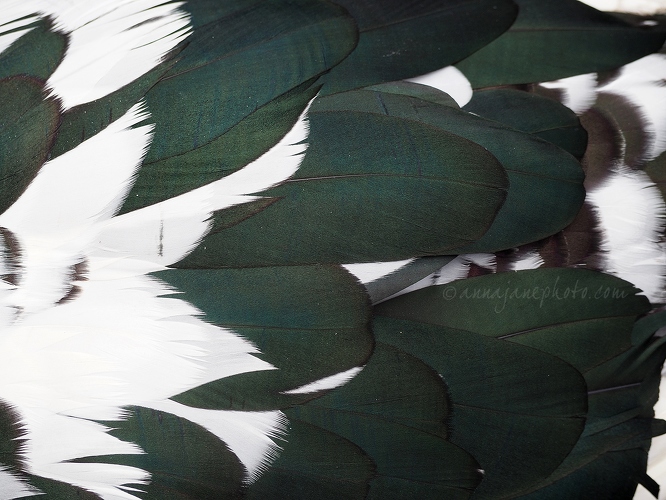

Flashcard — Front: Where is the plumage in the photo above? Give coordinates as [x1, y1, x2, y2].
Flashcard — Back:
[2, 0, 666, 499]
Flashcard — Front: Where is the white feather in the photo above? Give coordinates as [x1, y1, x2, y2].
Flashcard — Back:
[510, 251, 545, 271]
[0, 102, 153, 315]
[0, 102, 151, 239]
[342, 259, 413, 284]
[587, 168, 666, 303]
[281, 366, 364, 395]
[0, 0, 190, 109]
[90, 97, 315, 275]
[149, 400, 287, 483]
[599, 54, 666, 160]
[407, 66, 473, 107]
[0, 272, 276, 497]
[540, 73, 598, 115]
[0, 467, 40, 500]
[21, 410, 148, 500]
[578, 0, 666, 14]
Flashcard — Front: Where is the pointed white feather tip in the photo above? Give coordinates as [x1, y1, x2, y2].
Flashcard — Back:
[20, 411, 148, 500]
[342, 259, 413, 284]
[282, 366, 364, 395]
[599, 54, 666, 160]
[91, 96, 316, 274]
[578, 0, 666, 14]
[43, 0, 191, 109]
[0, 16, 39, 56]
[150, 400, 287, 483]
[211, 94, 315, 199]
[540, 73, 598, 115]
[146, 312, 275, 392]
[587, 169, 666, 302]
[407, 66, 473, 107]
[510, 251, 545, 271]
[0, 466, 41, 499]
[0, 101, 152, 240]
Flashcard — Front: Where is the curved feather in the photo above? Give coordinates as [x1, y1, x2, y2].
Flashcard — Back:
[2, 1, 666, 499]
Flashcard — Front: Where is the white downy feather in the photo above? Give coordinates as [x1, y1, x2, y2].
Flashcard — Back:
[510, 251, 545, 272]
[540, 73, 598, 115]
[407, 66, 474, 107]
[587, 168, 666, 304]
[598, 54, 666, 161]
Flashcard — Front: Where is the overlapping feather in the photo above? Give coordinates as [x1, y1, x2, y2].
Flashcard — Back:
[1, 1, 666, 499]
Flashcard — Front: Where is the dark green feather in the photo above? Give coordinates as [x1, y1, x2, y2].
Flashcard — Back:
[118, 0, 357, 213]
[0, 76, 60, 214]
[321, 0, 518, 95]
[372, 316, 587, 499]
[163, 265, 372, 411]
[456, 0, 666, 87]
[246, 420, 374, 500]
[375, 269, 659, 498]
[82, 407, 246, 500]
[314, 83, 585, 253]
[287, 343, 483, 500]
[175, 91, 508, 268]
[0, 17, 67, 81]
[463, 88, 588, 159]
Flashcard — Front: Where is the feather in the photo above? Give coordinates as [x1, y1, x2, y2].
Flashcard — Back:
[540, 73, 599, 115]
[2, 1, 666, 499]
[0, 17, 40, 56]
[587, 168, 666, 303]
[89, 96, 314, 276]
[281, 366, 365, 395]
[407, 66, 474, 107]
